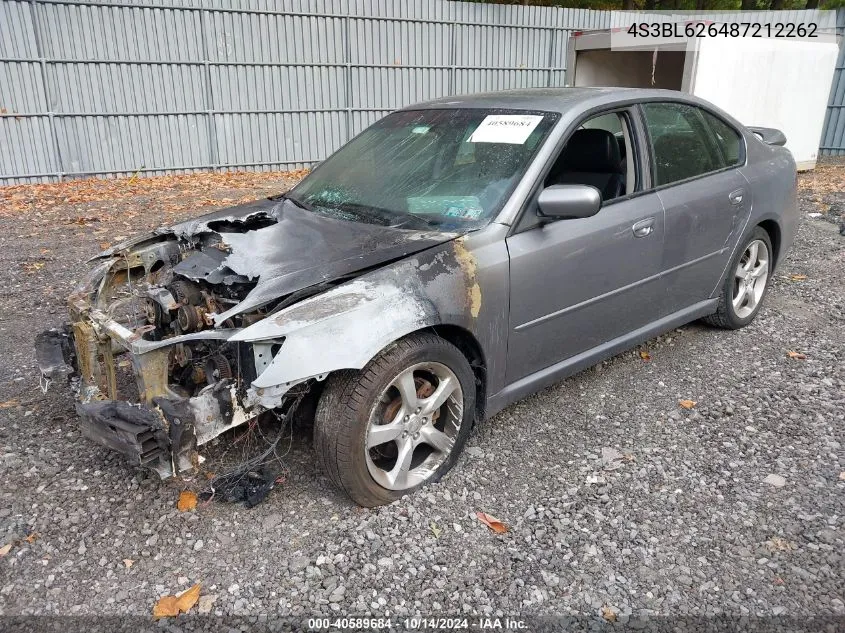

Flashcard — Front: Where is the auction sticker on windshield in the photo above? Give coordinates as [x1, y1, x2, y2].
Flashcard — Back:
[469, 114, 544, 144]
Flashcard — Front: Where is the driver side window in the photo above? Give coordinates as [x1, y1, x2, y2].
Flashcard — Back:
[544, 111, 637, 202]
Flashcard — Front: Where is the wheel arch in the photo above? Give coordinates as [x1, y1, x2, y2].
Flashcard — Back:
[312, 324, 487, 427]
[416, 324, 487, 425]
[757, 218, 782, 270]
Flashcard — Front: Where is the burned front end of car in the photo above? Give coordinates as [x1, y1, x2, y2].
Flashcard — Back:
[35, 199, 460, 479]
[36, 225, 280, 478]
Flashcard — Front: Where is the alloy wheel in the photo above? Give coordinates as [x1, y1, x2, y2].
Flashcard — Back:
[365, 362, 464, 491]
[732, 239, 770, 319]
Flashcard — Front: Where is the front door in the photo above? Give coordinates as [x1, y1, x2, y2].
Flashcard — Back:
[505, 109, 666, 384]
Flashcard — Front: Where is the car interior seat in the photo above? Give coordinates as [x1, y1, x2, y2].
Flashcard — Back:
[547, 129, 625, 201]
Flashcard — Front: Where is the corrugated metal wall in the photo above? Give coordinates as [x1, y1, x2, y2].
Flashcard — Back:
[820, 9, 845, 157]
[0, 0, 617, 183]
[1, 2, 843, 183]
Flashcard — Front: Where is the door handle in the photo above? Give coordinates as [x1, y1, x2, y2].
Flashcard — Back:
[729, 189, 745, 205]
[632, 217, 655, 238]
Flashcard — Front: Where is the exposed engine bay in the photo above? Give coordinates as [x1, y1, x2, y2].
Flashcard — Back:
[35, 197, 460, 479]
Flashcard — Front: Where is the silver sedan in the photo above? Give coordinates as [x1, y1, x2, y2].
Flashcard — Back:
[38, 87, 799, 506]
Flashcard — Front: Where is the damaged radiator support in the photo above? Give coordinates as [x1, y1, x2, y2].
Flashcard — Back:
[35, 293, 264, 478]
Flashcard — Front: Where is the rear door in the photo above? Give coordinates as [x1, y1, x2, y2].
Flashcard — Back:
[505, 108, 666, 384]
[640, 102, 750, 313]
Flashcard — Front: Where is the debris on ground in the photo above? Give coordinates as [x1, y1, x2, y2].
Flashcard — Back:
[197, 593, 218, 614]
[476, 512, 508, 534]
[0, 170, 309, 220]
[764, 474, 787, 488]
[798, 161, 845, 195]
[600, 447, 625, 469]
[0, 533, 39, 558]
[600, 605, 617, 622]
[176, 490, 198, 512]
[153, 583, 201, 619]
[202, 467, 281, 508]
[766, 537, 797, 552]
[199, 392, 304, 508]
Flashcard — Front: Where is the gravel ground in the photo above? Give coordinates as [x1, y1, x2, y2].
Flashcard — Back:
[0, 167, 843, 623]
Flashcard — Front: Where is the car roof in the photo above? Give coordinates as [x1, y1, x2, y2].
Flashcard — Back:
[401, 87, 705, 114]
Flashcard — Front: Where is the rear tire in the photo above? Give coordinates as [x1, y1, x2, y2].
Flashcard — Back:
[704, 226, 773, 330]
[313, 333, 475, 507]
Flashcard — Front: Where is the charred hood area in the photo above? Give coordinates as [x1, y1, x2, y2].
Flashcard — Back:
[77, 197, 459, 401]
[36, 196, 463, 477]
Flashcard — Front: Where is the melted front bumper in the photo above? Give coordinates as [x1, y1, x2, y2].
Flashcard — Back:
[36, 296, 258, 478]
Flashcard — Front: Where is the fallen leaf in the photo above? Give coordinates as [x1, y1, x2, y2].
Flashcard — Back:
[476, 512, 509, 534]
[679, 399, 696, 409]
[23, 533, 38, 544]
[23, 262, 45, 272]
[600, 605, 617, 622]
[0, 399, 19, 409]
[71, 216, 100, 226]
[174, 583, 201, 612]
[766, 537, 796, 552]
[639, 350, 651, 361]
[176, 490, 197, 512]
[123, 559, 135, 568]
[786, 351, 807, 360]
[153, 598, 183, 619]
[430, 522, 441, 539]
[153, 583, 201, 619]
[99, 242, 111, 250]
[788, 274, 807, 281]
[0, 543, 12, 557]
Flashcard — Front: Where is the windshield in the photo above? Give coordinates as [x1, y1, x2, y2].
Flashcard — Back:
[289, 108, 559, 231]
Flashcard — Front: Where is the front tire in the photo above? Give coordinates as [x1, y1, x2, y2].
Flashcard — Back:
[313, 333, 475, 507]
[704, 226, 773, 330]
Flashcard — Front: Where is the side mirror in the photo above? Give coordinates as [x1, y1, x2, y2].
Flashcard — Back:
[537, 184, 602, 220]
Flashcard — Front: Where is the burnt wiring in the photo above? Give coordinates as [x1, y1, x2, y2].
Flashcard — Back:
[199, 386, 308, 507]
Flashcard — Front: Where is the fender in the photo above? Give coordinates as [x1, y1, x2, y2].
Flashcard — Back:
[231, 273, 440, 388]
[230, 239, 482, 393]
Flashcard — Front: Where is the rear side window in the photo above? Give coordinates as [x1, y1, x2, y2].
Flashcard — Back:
[700, 110, 743, 166]
[642, 102, 731, 186]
